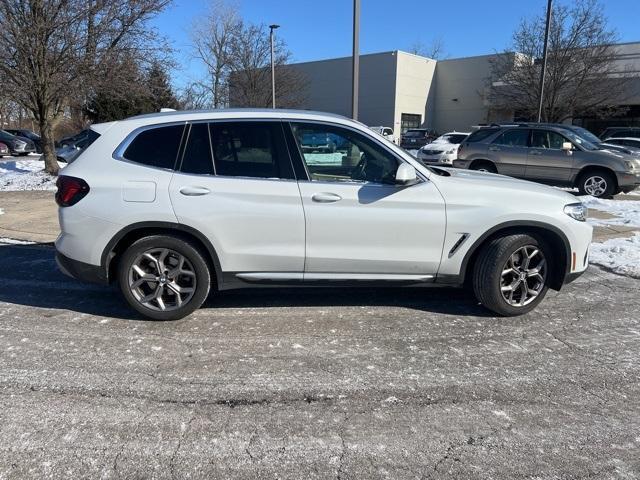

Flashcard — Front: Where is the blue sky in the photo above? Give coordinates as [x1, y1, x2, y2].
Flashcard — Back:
[152, 0, 640, 89]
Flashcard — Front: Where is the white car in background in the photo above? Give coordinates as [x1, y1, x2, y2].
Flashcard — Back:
[370, 126, 396, 143]
[416, 132, 470, 166]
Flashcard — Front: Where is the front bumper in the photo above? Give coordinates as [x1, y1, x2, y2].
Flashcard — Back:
[616, 171, 640, 192]
[417, 151, 456, 167]
[56, 250, 108, 285]
[452, 159, 470, 169]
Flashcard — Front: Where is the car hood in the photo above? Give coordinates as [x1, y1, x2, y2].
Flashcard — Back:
[429, 167, 578, 204]
[422, 141, 456, 150]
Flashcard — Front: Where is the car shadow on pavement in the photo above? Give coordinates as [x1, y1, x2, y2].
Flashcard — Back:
[0, 244, 492, 319]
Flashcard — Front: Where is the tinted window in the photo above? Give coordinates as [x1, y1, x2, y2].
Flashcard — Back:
[180, 123, 214, 175]
[123, 125, 184, 169]
[466, 128, 500, 143]
[493, 129, 529, 147]
[292, 123, 399, 184]
[210, 122, 291, 179]
[531, 130, 566, 149]
[404, 129, 426, 138]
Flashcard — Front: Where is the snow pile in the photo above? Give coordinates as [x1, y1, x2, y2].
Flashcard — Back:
[580, 195, 640, 228]
[0, 237, 37, 245]
[0, 158, 63, 191]
[589, 233, 640, 278]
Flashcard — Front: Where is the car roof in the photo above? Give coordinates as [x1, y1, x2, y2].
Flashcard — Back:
[605, 137, 640, 141]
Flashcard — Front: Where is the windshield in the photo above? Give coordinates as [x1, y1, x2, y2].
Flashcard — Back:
[563, 130, 599, 151]
[404, 130, 426, 138]
[435, 133, 468, 144]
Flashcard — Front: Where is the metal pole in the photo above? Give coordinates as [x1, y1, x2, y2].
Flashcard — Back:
[351, 0, 360, 120]
[537, 0, 552, 122]
[269, 24, 280, 109]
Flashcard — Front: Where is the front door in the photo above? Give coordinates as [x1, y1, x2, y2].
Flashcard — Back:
[169, 121, 305, 275]
[526, 129, 575, 182]
[288, 122, 446, 277]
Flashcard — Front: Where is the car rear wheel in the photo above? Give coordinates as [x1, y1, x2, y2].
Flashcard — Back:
[118, 235, 211, 320]
[470, 161, 497, 173]
[472, 234, 550, 316]
[577, 170, 615, 198]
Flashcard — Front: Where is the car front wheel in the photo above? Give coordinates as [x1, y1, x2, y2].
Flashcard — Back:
[577, 170, 615, 198]
[472, 234, 550, 316]
[118, 235, 211, 320]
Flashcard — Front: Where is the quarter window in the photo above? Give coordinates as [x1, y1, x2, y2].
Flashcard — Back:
[466, 128, 500, 143]
[493, 129, 529, 147]
[531, 130, 566, 149]
[181, 123, 214, 175]
[291, 123, 399, 184]
[209, 122, 292, 179]
[122, 124, 185, 169]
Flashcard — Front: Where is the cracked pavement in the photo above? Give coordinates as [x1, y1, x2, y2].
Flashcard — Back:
[0, 243, 639, 479]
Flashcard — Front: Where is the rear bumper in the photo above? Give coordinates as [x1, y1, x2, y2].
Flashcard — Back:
[56, 250, 108, 285]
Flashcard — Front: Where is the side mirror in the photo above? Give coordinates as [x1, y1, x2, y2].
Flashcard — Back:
[395, 163, 418, 186]
[562, 142, 573, 152]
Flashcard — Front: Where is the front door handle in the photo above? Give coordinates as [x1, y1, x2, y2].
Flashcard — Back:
[179, 186, 211, 196]
[530, 150, 543, 155]
[489, 146, 501, 151]
[312, 192, 342, 203]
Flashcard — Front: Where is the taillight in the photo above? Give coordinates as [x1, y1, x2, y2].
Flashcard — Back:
[55, 176, 90, 207]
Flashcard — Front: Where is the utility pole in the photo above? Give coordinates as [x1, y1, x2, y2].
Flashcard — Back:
[351, 0, 360, 120]
[537, 0, 552, 122]
[269, 24, 280, 109]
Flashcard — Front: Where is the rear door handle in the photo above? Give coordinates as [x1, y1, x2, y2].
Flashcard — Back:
[312, 192, 342, 203]
[179, 186, 211, 196]
[489, 146, 501, 151]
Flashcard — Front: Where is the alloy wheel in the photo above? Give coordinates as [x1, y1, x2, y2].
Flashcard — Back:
[500, 245, 547, 307]
[128, 248, 197, 312]
[584, 175, 607, 197]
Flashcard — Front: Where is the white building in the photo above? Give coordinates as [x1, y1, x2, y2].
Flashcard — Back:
[287, 42, 640, 137]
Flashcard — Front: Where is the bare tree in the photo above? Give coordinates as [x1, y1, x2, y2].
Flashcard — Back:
[0, 0, 171, 175]
[408, 36, 447, 60]
[190, 0, 241, 108]
[488, 0, 632, 122]
[228, 23, 308, 108]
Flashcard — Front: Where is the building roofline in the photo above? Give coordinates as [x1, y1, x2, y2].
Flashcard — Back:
[289, 50, 400, 66]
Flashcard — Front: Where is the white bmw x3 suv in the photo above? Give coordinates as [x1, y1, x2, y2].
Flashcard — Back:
[55, 109, 592, 320]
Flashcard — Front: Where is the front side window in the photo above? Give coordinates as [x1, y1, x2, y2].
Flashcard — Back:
[123, 124, 185, 169]
[493, 129, 529, 147]
[209, 122, 291, 179]
[291, 123, 399, 184]
[531, 130, 567, 149]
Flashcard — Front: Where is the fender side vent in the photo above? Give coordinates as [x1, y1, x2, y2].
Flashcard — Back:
[448, 233, 470, 258]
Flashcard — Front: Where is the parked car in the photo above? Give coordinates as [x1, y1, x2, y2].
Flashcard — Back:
[400, 128, 438, 149]
[4, 128, 43, 153]
[58, 129, 91, 148]
[0, 129, 36, 156]
[600, 137, 640, 151]
[600, 127, 640, 140]
[0, 142, 9, 157]
[55, 130, 100, 163]
[370, 126, 396, 143]
[454, 124, 640, 197]
[55, 109, 592, 320]
[416, 132, 470, 166]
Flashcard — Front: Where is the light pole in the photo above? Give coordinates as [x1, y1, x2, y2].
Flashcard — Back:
[537, 0, 552, 122]
[351, 0, 360, 120]
[269, 24, 280, 109]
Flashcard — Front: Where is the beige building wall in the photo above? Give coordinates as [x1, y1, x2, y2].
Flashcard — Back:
[393, 52, 437, 136]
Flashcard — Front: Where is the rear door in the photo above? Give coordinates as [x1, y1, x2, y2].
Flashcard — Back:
[526, 129, 575, 182]
[168, 121, 305, 276]
[488, 129, 530, 177]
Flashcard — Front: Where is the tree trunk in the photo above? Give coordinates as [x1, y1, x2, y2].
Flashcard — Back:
[39, 116, 59, 176]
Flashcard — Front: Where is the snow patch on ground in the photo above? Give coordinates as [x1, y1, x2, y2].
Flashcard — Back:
[589, 233, 640, 278]
[0, 158, 63, 191]
[580, 195, 640, 228]
[0, 237, 37, 245]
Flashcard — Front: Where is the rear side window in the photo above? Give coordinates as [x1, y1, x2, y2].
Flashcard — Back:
[180, 123, 214, 175]
[493, 129, 529, 147]
[466, 128, 500, 143]
[123, 124, 185, 169]
[209, 122, 292, 179]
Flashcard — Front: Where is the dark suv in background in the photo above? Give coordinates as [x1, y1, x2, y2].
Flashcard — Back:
[400, 128, 438, 149]
[454, 124, 640, 197]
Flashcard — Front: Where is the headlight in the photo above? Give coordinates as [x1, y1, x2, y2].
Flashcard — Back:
[564, 203, 587, 222]
[624, 160, 640, 171]
[15, 140, 26, 147]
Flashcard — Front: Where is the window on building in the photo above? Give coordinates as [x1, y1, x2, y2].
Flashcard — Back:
[400, 114, 422, 133]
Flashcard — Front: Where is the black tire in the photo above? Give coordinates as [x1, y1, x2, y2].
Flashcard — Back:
[117, 235, 211, 320]
[576, 170, 616, 198]
[472, 234, 550, 316]
[470, 161, 497, 173]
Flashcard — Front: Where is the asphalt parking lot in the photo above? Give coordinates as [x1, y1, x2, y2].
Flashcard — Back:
[0, 242, 639, 479]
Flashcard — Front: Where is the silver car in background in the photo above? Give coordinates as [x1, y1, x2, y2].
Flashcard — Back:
[454, 124, 640, 197]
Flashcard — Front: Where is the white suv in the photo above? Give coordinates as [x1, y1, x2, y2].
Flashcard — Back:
[55, 109, 592, 320]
